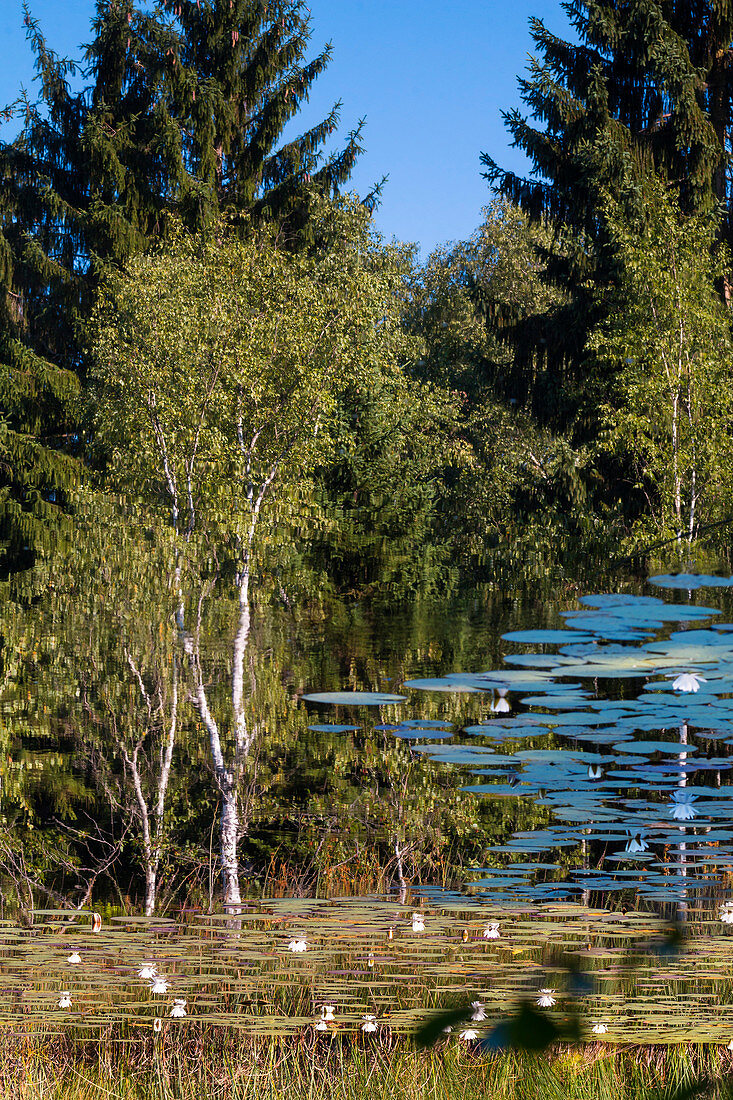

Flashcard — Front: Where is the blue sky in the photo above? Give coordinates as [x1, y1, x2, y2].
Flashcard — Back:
[1, 0, 574, 255]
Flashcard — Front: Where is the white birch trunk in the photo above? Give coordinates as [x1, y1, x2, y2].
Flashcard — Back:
[220, 789, 242, 908]
[672, 389, 681, 538]
[232, 566, 252, 759]
[122, 746, 159, 917]
[192, 669, 242, 908]
[685, 364, 697, 545]
[144, 865, 157, 918]
[124, 652, 179, 917]
[394, 842, 408, 905]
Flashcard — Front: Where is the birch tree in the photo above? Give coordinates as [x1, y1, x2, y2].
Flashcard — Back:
[90, 200, 416, 907]
[588, 173, 733, 546]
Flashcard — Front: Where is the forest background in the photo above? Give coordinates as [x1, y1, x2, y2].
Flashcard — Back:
[4, 0, 733, 916]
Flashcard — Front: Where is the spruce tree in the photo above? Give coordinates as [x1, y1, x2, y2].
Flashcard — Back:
[0, 0, 365, 568]
[481, 1, 733, 417]
[148, 0, 366, 226]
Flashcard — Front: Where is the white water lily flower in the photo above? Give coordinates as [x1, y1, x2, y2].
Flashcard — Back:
[442, 1024, 453, 1034]
[138, 965, 157, 980]
[672, 672, 706, 693]
[367, 951, 374, 968]
[361, 1014, 378, 1033]
[67, 952, 82, 964]
[411, 913, 425, 932]
[483, 922, 500, 939]
[470, 1001, 486, 1021]
[492, 689, 511, 714]
[321, 1004, 336, 1022]
[153, 1017, 163, 1033]
[58, 992, 72, 1009]
[288, 939, 308, 952]
[536, 989, 556, 1008]
[669, 791, 698, 821]
[150, 977, 170, 995]
[625, 832, 649, 854]
[315, 1019, 328, 1031]
[592, 1023, 608, 1035]
[587, 765, 603, 780]
[720, 902, 733, 924]
[169, 998, 187, 1018]
[459, 1028, 479, 1041]
[728, 1038, 733, 1051]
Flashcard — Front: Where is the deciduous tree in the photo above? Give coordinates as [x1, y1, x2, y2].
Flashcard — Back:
[588, 172, 733, 546]
[90, 199, 417, 906]
[0, 0, 365, 569]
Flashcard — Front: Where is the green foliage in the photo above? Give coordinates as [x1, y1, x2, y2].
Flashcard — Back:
[408, 201, 607, 569]
[588, 172, 733, 548]
[90, 200, 413, 562]
[412, 201, 563, 408]
[0, 0, 364, 568]
[482, 1, 733, 389]
[311, 362, 466, 599]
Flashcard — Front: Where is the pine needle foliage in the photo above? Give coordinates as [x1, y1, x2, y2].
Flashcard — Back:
[0, 0, 363, 568]
[481, 1, 733, 403]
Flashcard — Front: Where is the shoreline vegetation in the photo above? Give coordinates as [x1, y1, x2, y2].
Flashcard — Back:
[7, 1, 733, 1092]
[1, 1035, 730, 1100]
[6, 1, 733, 595]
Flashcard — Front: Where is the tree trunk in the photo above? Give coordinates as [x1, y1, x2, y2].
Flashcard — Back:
[192, 669, 243, 911]
[144, 866, 157, 918]
[220, 788, 242, 908]
[672, 389, 681, 538]
[394, 842, 408, 905]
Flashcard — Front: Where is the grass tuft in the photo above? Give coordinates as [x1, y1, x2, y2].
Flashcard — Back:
[1, 1033, 731, 1100]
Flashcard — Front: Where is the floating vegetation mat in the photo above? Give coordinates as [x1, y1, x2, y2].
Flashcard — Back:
[365, 581, 733, 908]
[9, 576, 733, 1050]
[3, 900, 733, 1045]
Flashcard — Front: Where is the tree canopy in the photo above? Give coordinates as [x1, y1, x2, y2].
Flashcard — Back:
[0, 0, 366, 570]
[481, 1, 733, 386]
[89, 197, 428, 902]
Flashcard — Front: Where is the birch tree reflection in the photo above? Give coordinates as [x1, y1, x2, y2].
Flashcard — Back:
[90, 201, 417, 908]
[0, 515, 185, 914]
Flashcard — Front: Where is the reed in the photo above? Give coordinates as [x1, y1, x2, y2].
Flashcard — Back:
[1, 1034, 730, 1100]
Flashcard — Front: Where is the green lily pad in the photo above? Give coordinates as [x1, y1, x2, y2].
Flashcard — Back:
[502, 630, 597, 644]
[302, 691, 406, 705]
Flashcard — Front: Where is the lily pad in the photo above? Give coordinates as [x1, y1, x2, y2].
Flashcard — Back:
[302, 691, 406, 705]
[307, 724, 362, 733]
[649, 573, 733, 589]
[612, 740, 699, 755]
[393, 728, 453, 740]
[400, 719, 454, 729]
[402, 678, 484, 694]
[502, 630, 597, 644]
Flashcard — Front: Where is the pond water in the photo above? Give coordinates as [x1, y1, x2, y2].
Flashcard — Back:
[5, 556, 733, 1044]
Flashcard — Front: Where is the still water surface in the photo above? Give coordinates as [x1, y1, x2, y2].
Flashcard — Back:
[5, 565, 733, 1042]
